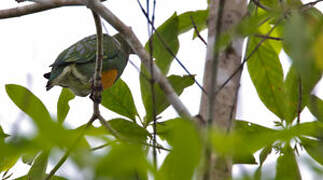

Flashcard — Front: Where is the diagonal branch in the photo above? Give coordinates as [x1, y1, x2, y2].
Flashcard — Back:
[85, 0, 192, 119]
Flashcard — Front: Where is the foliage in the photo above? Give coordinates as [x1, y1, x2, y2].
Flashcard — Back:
[1, 1, 323, 179]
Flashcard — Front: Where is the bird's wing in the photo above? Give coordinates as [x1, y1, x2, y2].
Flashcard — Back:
[50, 34, 120, 67]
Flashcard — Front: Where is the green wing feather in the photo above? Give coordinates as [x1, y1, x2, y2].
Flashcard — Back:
[50, 34, 120, 67]
[48, 34, 125, 81]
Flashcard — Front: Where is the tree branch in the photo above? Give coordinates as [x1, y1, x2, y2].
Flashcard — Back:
[85, 0, 192, 119]
[0, 0, 108, 19]
[199, 0, 247, 179]
[0, 0, 80, 19]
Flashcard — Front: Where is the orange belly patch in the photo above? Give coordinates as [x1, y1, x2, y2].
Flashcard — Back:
[101, 69, 118, 89]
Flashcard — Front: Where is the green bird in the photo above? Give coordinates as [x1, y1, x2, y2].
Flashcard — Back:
[44, 33, 133, 96]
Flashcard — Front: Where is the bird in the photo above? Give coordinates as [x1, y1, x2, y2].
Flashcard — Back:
[44, 33, 133, 97]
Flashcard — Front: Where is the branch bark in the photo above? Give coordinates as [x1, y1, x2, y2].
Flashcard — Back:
[0, 0, 81, 19]
[200, 0, 247, 179]
[0, 0, 109, 19]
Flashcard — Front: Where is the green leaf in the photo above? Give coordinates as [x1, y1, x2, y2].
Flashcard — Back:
[0, 154, 19, 172]
[5, 84, 71, 146]
[233, 153, 257, 165]
[145, 13, 179, 75]
[177, 10, 208, 36]
[95, 143, 148, 180]
[283, 67, 302, 123]
[289, 121, 323, 138]
[275, 145, 301, 180]
[308, 95, 323, 122]
[140, 13, 179, 121]
[0, 126, 9, 138]
[101, 79, 138, 122]
[157, 118, 201, 180]
[283, 12, 322, 95]
[236, 8, 271, 37]
[27, 151, 49, 180]
[259, 145, 272, 166]
[109, 119, 150, 142]
[211, 120, 278, 158]
[80, 118, 149, 143]
[144, 75, 195, 124]
[22, 151, 39, 165]
[300, 137, 323, 165]
[247, 37, 286, 120]
[156, 119, 177, 142]
[254, 145, 272, 180]
[57, 88, 75, 124]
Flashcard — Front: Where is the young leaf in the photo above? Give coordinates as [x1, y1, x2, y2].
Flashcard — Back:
[247, 37, 286, 120]
[300, 137, 323, 165]
[157, 118, 201, 180]
[101, 79, 138, 122]
[275, 146, 301, 180]
[27, 151, 49, 180]
[57, 88, 75, 124]
[144, 75, 195, 124]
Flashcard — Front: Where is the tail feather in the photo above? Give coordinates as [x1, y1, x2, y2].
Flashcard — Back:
[43, 72, 51, 79]
[46, 82, 53, 91]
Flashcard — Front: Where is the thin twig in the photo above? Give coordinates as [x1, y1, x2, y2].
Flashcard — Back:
[136, 0, 208, 95]
[128, 59, 150, 81]
[146, 0, 158, 169]
[90, 10, 104, 104]
[91, 140, 116, 151]
[46, 10, 107, 180]
[301, 0, 323, 11]
[297, 78, 302, 124]
[97, 115, 122, 139]
[254, 34, 283, 41]
[190, 15, 207, 46]
[252, 0, 271, 11]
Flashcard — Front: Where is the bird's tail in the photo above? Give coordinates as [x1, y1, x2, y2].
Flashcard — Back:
[43, 72, 51, 79]
[43, 72, 53, 91]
